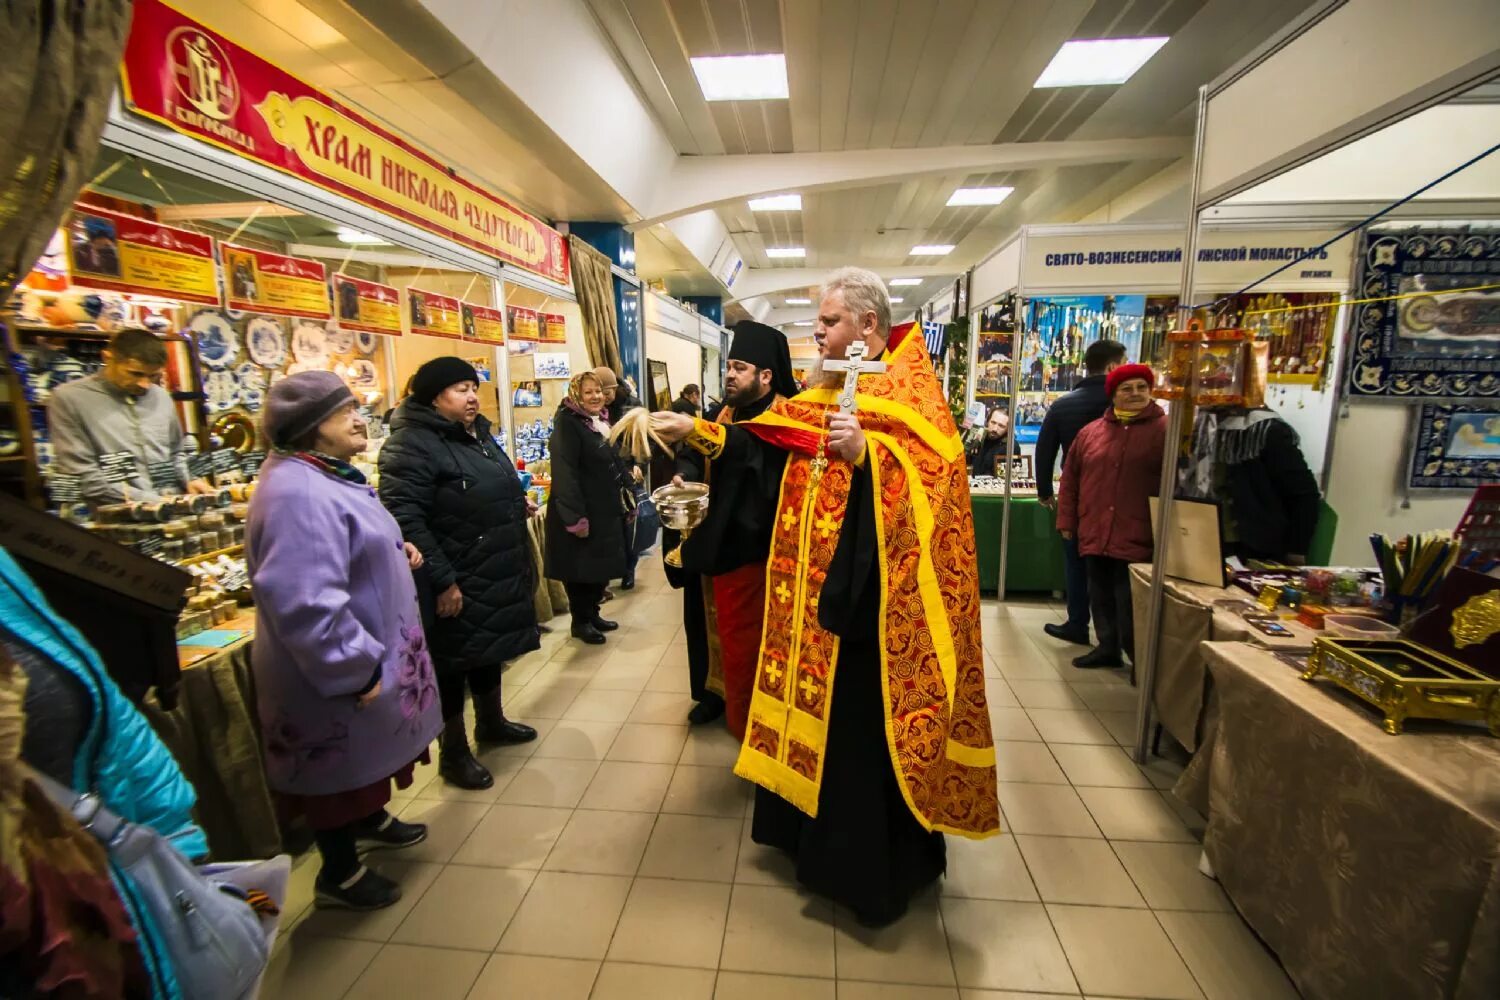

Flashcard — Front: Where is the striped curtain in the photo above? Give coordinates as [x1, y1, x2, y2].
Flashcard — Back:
[568, 235, 625, 375]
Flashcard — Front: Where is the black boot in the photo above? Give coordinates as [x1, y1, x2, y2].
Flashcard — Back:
[1044, 622, 1089, 645]
[591, 617, 619, 632]
[473, 686, 538, 745]
[438, 716, 493, 789]
[1072, 646, 1123, 669]
[572, 622, 606, 645]
[687, 693, 725, 725]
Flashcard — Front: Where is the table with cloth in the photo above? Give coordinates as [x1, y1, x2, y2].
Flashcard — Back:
[970, 494, 1068, 594]
[1177, 641, 1500, 1000]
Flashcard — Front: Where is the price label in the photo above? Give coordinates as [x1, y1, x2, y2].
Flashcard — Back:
[187, 452, 216, 479]
[147, 460, 180, 491]
[47, 474, 82, 503]
[240, 451, 267, 476]
[210, 449, 240, 475]
[99, 450, 138, 483]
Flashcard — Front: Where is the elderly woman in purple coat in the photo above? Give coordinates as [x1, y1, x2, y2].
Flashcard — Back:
[247, 372, 442, 911]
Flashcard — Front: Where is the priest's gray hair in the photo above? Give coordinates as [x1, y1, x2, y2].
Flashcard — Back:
[821, 266, 891, 336]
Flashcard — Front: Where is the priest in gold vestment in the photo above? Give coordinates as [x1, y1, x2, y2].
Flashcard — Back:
[654, 267, 999, 925]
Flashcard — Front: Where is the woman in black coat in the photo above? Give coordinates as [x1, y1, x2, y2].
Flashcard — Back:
[378, 357, 538, 791]
[545, 371, 630, 645]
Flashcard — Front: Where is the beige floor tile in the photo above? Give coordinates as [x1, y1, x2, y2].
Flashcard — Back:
[994, 653, 1068, 680]
[836, 983, 958, 1000]
[1048, 744, 1153, 788]
[258, 925, 379, 1000]
[277, 851, 322, 929]
[656, 645, 692, 670]
[988, 707, 1044, 742]
[631, 690, 699, 724]
[450, 803, 572, 869]
[720, 884, 836, 978]
[532, 720, 623, 760]
[960, 992, 1082, 999]
[393, 799, 489, 863]
[1156, 910, 1300, 1000]
[941, 898, 1076, 994]
[389, 863, 534, 951]
[608, 877, 732, 968]
[1070, 682, 1142, 714]
[1161, 789, 1209, 838]
[465, 954, 599, 1000]
[995, 782, 1102, 837]
[984, 680, 1021, 708]
[992, 741, 1066, 784]
[835, 903, 955, 986]
[298, 860, 442, 942]
[942, 834, 1037, 901]
[1094, 710, 1138, 747]
[509, 680, 584, 719]
[639, 812, 742, 881]
[1008, 680, 1087, 710]
[1139, 755, 1188, 791]
[543, 808, 657, 876]
[736, 815, 797, 886]
[1014, 836, 1144, 907]
[345, 942, 487, 999]
[579, 760, 676, 812]
[592, 962, 717, 999]
[563, 687, 642, 723]
[1076, 786, 1196, 843]
[502, 654, 552, 688]
[678, 728, 745, 766]
[608, 722, 691, 763]
[663, 763, 755, 817]
[1111, 841, 1231, 912]
[1025, 709, 1116, 745]
[647, 660, 694, 692]
[1047, 905, 1202, 1000]
[497, 871, 632, 960]
[497, 756, 601, 808]
[715, 971, 835, 1000]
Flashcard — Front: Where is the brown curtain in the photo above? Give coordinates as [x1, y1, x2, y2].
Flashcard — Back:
[568, 234, 624, 374]
[0, 2, 132, 303]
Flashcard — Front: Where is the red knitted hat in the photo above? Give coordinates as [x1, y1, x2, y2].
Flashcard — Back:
[1106, 363, 1155, 399]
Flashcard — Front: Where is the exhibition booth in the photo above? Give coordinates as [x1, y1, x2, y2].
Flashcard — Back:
[643, 288, 729, 413]
[1121, 5, 1500, 999]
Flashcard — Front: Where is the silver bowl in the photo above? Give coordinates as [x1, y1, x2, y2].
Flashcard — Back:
[651, 482, 710, 565]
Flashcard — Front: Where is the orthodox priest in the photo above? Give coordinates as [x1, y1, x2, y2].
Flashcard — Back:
[654, 267, 999, 925]
[669, 320, 799, 736]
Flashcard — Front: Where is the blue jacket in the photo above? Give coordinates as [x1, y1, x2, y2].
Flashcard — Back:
[0, 547, 206, 1000]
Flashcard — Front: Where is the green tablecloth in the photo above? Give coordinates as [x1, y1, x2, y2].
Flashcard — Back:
[970, 495, 1068, 595]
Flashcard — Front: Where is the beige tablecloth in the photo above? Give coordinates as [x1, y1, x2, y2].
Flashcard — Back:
[1178, 641, 1500, 1000]
[528, 512, 569, 622]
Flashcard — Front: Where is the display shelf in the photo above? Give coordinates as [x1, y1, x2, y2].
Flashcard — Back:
[176, 542, 245, 567]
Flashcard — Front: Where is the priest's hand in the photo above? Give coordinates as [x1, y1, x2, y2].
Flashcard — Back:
[652, 411, 694, 442]
[828, 411, 865, 463]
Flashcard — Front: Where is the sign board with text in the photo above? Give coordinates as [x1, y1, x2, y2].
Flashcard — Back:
[221, 243, 330, 319]
[407, 287, 462, 339]
[333, 275, 402, 336]
[66, 204, 219, 304]
[462, 302, 506, 344]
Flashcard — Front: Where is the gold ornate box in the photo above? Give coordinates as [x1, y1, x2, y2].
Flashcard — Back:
[1302, 637, 1500, 736]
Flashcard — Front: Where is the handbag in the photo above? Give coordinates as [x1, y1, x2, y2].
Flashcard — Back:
[629, 484, 659, 556]
[33, 770, 270, 999]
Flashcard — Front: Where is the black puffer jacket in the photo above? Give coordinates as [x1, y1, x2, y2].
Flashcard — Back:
[544, 400, 629, 584]
[378, 400, 539, 672]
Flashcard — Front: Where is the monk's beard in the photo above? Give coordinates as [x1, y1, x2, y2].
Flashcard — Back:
[807, 356, 841, 388]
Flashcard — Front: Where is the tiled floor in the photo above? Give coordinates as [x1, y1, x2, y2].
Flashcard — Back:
[261, 555, 1300, 999]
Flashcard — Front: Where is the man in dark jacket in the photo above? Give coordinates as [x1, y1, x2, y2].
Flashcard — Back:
[1034, 339, 1125, 645]
[378, 357, 538, 791]
[672, 385, 702, 416]
[1214, 409, 1322, 564]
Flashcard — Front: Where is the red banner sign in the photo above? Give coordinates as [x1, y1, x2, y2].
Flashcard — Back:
[221, 243, 330, 319]
[462, 303, 506, 344]
[538, 312, 568, 344]
[65, 203, 219, 305]
[120, 0, 571, 285]
[507, 306, 540, 342]
[333, 275, 401, 337]
[407, 288, 462, 339]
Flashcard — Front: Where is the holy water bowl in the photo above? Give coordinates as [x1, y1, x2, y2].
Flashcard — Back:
[651, 482, 710, 567]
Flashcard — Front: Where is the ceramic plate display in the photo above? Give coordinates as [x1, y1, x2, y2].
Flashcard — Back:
[245, 318, 287, 368]
[203, 369, 241, 412]
[190, 311, 239, 369]
[235, 362, 267, 412]
[326, 325, 355, 355]
[347, 359, 379, 388]
[286, 359, 327, 376]
[355, 331, 378, 355]
[291, 322, 329, 364]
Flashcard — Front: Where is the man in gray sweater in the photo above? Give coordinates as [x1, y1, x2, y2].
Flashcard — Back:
[48, 328, 213, 504]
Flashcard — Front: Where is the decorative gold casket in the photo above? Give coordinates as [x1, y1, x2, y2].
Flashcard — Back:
[1302, 637, 1500, 736]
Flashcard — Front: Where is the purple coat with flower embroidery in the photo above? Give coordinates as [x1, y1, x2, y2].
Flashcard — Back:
[246, 454, 442, 796]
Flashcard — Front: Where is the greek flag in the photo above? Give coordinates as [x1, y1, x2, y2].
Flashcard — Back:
[922, 321, 947, 361]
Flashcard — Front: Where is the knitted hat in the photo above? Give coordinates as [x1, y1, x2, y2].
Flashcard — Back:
[410, 356, 479, 405]
[264, 371, 355, 449]
[1106, 363, 1155, 399]
[591, 366, 619, 390]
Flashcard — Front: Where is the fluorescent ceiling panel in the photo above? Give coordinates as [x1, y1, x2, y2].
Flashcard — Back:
[766, 247, 806, 259]
[691, 54, 789, 101]
[888, 297, 904, 304]
[337, 228, 383, 244]
[889, 277, 923, 286]
[947, 186, 1014, 206]
[1034, 37, 1169, 88]
[749, 193, 801, 211]
[784, 297, 811, 305]
[910, 244, 954, 256]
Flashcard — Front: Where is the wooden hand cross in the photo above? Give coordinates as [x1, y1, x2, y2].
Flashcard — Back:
[823, 339, 887, 414]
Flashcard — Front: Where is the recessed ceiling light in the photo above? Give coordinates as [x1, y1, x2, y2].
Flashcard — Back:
[910, 244, 954, 256]
[766, 247, 806, 259]
[784, 297, 811, 305]
[691, 54, 789, 101]
[889, 277, 923, 287]
[1034, 37, 1169, 88]
[337, 228, 384, 245]
[888, 297, 905, 304]
[947, 186, 1014, 207]
[792, 321, 813, 326]
[749, 193, 801, 212]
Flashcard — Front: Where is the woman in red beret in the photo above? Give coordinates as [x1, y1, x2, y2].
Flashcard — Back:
[1056, 363, 1167, 672]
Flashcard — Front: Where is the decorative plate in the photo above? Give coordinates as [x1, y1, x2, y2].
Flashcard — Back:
[203, 368, 241, 411]
[287, 359, 327, 376]
[347, 359, 379, 388]
[246, 317, 287, 368]
[291, 322, 329, 364]
[355, 331, 378, 355]
[241, 386, 265, 412]
[326, 324, 355, 355]
[190, 311, 239, 369]
[235, 361, 267, 389]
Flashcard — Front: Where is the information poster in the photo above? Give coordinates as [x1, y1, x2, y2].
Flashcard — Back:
[538, 312, 568, 344]
[507, 306, 540, 342]
[221, 243, 330, 319]
[1015, 293, 1145, 442]
[66, 204, 219, 304]
[333, 274, 402, 336]
[975, 294, 1017, 402]
[407, 288, 462, 339]
[462, 302, 506, 344]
